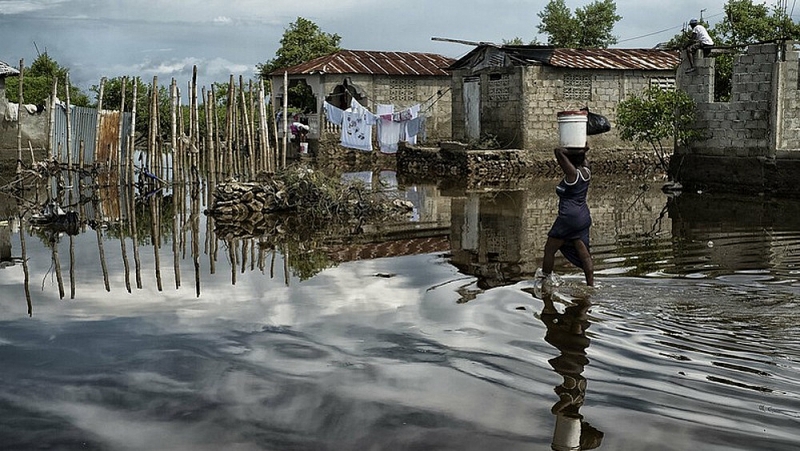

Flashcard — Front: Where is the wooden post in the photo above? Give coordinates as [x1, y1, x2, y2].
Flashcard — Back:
[258, 79, 271, 174]
[48, 77, 57, 165]
[282, 71, 288, 170]
[65, 74, 73, 169]
[129, 78, 138, 186]
[239, 75, 253, 178]
[226, 75, 235, 177]
[17, 59, 24, 174]
[93, 78, 106, 167]
[117, 77, 127, 170]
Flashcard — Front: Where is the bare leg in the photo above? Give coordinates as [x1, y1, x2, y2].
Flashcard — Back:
[542, 236, 564, 276]
[573, 239, 594, 286]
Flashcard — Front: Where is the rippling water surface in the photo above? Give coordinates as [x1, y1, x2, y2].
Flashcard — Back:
[0, 172, 798, 450]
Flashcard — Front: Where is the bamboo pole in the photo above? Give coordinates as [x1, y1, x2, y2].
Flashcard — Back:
[226, 75, 235, 177]
[69, 234, 76, 299]
[47, 77, 57, 164]
[93, 78, 106, 167]
[239, 76, 253, 179]
[258, 79, 270, 173]
[65, 74, 73, 169]
[17, 59, 24, 174]
[282, 71, 288, 170]
[269, 79, 279, 172]
[130, 80, 142, 290]
[117, 77, 127, 171]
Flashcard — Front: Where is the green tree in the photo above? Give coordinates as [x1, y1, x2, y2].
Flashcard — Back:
[616, 86, 703, 174]
[537, 0, 621, 48]
[257, 17, 341, 78]
[5, 52, 90, 106]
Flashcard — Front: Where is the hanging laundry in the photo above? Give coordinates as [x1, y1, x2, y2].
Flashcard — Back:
[404, 104, 421, 145]
[323, 100, 345, 125]
[375, 103, 400, 153]
[341, 99, 377, 152]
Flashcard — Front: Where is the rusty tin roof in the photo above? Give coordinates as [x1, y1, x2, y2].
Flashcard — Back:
[450, 45, 680, 71]
[0, 60, 20, 77]
[272, 50, 455, 77]
[547, 48, 681, 70]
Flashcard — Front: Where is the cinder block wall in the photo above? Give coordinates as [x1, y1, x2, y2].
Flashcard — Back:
[672, 42, 800, 195]
[680, 43, 777, 157]
[521, 66, 668, 151]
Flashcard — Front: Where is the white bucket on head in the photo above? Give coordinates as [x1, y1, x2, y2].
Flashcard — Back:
[557, 110, 588, 149]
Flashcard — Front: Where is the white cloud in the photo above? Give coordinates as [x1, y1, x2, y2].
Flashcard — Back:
[0, 0, 67, 15]
[212, 15, 231, 24]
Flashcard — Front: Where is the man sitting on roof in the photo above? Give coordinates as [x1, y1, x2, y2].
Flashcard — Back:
[684, 18, 714, 74]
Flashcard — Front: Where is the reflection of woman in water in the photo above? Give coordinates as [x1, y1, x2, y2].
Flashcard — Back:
[539, 292, 604, 450]
[541, 147, 594, 286]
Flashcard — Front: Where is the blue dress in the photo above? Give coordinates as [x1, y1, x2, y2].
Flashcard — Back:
[548, 168, 592, 268]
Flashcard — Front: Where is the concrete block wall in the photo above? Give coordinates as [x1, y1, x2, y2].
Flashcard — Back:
[776, 41, 800, 150]
[681, 43, 777, 157]
[521, 66, 671, 152]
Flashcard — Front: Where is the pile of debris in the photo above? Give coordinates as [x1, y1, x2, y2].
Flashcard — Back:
[206, 166, 413, 227]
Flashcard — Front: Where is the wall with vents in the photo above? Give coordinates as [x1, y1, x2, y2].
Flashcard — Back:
[450, 63, 676, 153]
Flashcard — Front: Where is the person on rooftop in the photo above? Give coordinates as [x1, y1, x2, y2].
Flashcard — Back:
[684, 18, 714, 74]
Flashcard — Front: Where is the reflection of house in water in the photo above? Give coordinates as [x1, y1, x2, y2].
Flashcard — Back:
[449, 188, 536, 289]
[668, 193, 800, 275]
[325, 179, 452, 263]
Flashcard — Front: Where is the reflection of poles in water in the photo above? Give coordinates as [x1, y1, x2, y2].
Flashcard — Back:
[119, 182, 132, 294]
[50, 232, 65, 299]
[537, 290, 604, 451]
[170, 79, 182, 290]
[69, 233, 76, 298]
[92, 182, 111, 292]
[19, 222, 32, 316]
[191, 181, 201, 297]
[228, 239, 237, 285]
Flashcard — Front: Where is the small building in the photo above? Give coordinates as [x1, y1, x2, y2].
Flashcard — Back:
[447, 44, 681, 151]
[269, 49, 455, 154]
[0, 59, 50, 158]
[672, 41, 800, 196]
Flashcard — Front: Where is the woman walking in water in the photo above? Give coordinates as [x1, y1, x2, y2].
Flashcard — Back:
[541, 146, 594, 286]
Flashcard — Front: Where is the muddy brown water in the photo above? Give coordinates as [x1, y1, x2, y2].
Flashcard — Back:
[0, 170, 797, 450]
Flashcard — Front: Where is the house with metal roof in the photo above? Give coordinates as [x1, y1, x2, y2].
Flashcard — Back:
[0, 60, 21, 119]
[448, 44, 681, 151]
[268, 49, 455, 155]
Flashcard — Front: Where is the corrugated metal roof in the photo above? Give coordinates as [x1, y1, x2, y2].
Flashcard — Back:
[272, 50, 455, 76]
[0, 60, 20, 77]
[547, 48, 681, 70]
[449, 45, 681, 71]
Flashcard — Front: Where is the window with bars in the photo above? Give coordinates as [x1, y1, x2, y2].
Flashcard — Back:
[650, 77, 676, 91]
[389, 78, 416, 101]
[564, 74, 592, 100]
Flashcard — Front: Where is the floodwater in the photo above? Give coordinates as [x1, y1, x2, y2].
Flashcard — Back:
[0, 168, 798, 451]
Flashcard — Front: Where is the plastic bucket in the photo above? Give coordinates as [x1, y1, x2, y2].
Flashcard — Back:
[299, 142, 309, 154]
[557, 110, 588, 149]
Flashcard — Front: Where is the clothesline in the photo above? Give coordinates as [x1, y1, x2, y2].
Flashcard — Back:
[323, 99, 426, 154]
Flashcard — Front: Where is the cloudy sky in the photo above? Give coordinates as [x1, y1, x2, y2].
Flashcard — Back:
[0, 0, 743, 93]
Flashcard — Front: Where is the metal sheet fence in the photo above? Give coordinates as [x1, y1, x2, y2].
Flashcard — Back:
[51, 105, 133, 165]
